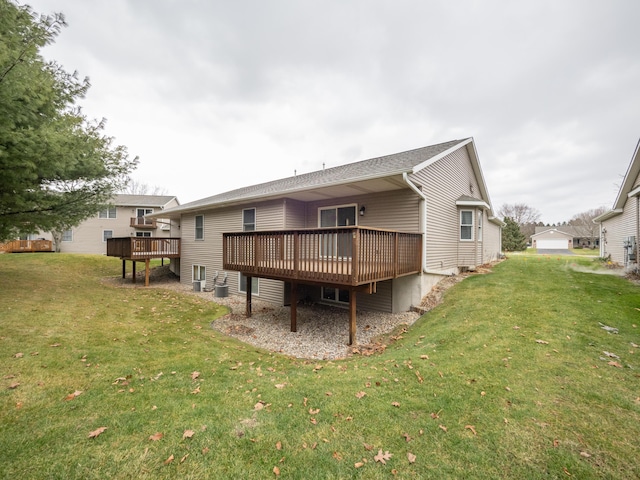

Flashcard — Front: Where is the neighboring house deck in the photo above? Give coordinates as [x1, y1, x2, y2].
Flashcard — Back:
[0, 239, 53, 253]
[37, 194, 180, 254]
[106, 237, 181, 286]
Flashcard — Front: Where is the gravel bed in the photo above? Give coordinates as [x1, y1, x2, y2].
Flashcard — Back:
[105, 269, 420, 360]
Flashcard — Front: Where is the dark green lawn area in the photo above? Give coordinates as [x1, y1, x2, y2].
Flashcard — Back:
[1, 253, 639, 479]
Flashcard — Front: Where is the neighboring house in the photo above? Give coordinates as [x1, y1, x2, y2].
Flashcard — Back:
[532, 226, 598, 249]
[594, 138, 640, 268]
[150, 138, 503, 320]
[530, 228, 573, 250]
[40, 194, 180, 254]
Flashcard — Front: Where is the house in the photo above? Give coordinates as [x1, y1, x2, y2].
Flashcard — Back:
[532, 226, 598, 249]
[40, 194, 180, 254]
[530, 228, 574, 250]
[142, 138, 502, 344]
[593, 138, 640, 268]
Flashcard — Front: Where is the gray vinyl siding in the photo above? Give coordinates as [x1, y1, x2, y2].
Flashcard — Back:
[283, 199, 307, 229]
[179, 200, 287, 305]
[305, 189, 420, 232]
[602, 197, 639, 265]
[357, 279, 393, 312]
[410, 146, 483, 271]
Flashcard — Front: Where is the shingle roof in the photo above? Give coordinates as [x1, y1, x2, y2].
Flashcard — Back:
[113, 194, 177, 208]
[166, 139, 467, 214]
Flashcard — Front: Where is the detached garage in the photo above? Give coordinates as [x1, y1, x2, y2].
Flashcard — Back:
[531, 228, 573, 250]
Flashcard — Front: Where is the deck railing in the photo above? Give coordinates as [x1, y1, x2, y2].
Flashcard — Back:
[0, 240, 53, 253]
[106, 237, 181, 259]
[223, 227, 422, 286]
[130, 217, 157, 229]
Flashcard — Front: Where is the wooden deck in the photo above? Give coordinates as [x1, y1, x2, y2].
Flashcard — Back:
[223, 227, 422, 345]
[106, 237, 181, 286]
[223, 227, 422, 287]
[0, 240, 53, 253]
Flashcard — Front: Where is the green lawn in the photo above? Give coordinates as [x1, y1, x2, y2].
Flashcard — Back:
[1, 253, 639, 479]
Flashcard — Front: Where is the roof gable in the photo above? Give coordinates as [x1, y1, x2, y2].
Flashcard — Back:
[112, 194, 178, 208]
[594, 137, 640, 222]
[531, 228, 574, 239]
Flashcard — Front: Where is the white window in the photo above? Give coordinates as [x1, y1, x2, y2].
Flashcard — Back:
[460, 210, 473, 241]
[61, 230, 73, 242]
[99, 206, 116, 219]
[103, 230, 113, 242]
[195, 215, 204, 240]
[477, 211, 483, 242]
[135, 231, 151, 237]
[243, 208, 256, 232]
[192, 265, 206, 282]
[238, 273, 259, 295]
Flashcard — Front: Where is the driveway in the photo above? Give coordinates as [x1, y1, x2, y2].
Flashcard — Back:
[537, 249, 574, 255]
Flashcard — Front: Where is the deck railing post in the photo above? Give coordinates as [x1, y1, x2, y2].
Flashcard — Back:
[352, 228, 360, 285]
[293, 231, 299, 280]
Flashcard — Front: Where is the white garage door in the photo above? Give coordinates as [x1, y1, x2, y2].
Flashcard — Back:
[537, 239, 569, 249]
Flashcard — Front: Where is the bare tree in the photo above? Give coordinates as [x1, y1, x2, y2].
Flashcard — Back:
[121, 178, 168, 196]
[568, 206, 608, 248]
[498, 203, 541, 240]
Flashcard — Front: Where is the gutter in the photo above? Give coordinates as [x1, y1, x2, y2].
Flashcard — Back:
[402, 172, 442, 275]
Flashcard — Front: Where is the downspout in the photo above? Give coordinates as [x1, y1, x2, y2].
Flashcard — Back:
[402, 172, 433, 274]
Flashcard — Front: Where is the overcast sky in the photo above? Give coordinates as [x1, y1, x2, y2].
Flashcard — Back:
[26, 0, 640, 224]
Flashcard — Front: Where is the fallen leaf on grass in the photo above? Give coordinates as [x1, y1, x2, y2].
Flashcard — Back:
[276, 441, 282, 450]
[402, 433, 412, 442]
[465, 425, 477, 435]
[50, 343, 61, 347]
[64, 390, 83, 401]
[355, 391, 366, 399]
[310, 418, 317, 425]
[180, 453, 189, 463]
[164, 454, 174, 465]
[8, 382, 20, 389]
[580, 451, 591, 458]
[182, 429, 195, 439]
[255, 402, 265, 411]
[88, 427, 107, 438]
[354, 461, 365, 468]
[535, 339, 549, 344]
[309, 408, 320, 415]
[191, 386, 201, 394]
[273, 466, 280, 476]
[13, 353, 23, 358]
[391, 402, 400, 407]
[407, 452, 416, 464]
[148, 432, 163, 441]
[275, 383, 286, 389]
[191, 371, 200, 380]
[363, 443, 374, 451]
[332, 451, 342, 461]
[439, 425, 448, 432]
[607, 361, 622, 368]
[374, 449, 393, 464]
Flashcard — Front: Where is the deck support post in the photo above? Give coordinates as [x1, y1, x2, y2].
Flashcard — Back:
[246, 276, 252, 318]
[348, 287, 357, 345]
[290, 282, 297, 332]
[132, 261, 136, 284]
[144, 258, 150, 287]
[122, 260, 126, 279]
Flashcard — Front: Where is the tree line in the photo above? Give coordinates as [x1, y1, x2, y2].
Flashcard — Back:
[499, 203, 607, 252]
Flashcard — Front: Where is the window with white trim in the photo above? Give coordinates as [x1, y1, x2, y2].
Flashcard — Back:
[195, 215, 204, 240]
[477, 211, 483, 241]
[61, 230, 73, 242]
[99, 206, 116, 219]
[135, 231, 151, 237]
[243, 208, 256, 232]
[192, 265, 206, 282]
[103, 230, 113, 242]
[460, 210, 473, 241]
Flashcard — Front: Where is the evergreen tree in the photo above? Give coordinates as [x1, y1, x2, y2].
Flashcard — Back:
[0, 1, 137, 241]
[502, 217, 528, 251]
